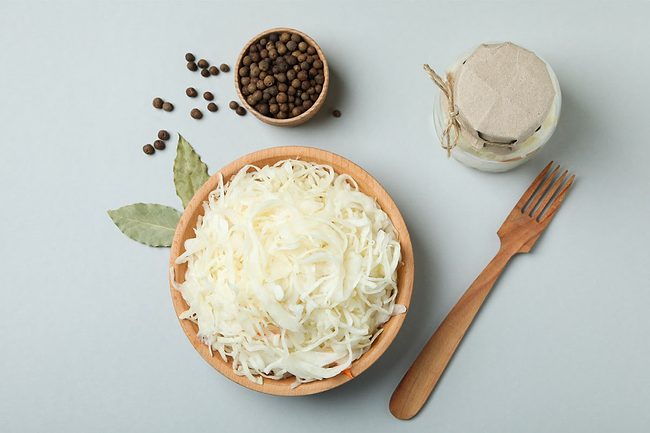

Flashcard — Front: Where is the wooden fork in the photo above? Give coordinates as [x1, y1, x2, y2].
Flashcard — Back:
[389, 162, 575, 420]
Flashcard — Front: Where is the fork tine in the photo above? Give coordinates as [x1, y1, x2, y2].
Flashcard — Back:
[532, 170, 568, 219]
[525, 165, 561, 215]
[539, 174, 576, 223]
[515, 161, 554, 211]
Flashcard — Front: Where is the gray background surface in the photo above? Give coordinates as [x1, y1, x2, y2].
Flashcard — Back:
[1, 1, 649, 432]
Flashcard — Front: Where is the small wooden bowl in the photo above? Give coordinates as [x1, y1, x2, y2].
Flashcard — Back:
[170, 147, 414, 396]
[234, 28, 330, 127]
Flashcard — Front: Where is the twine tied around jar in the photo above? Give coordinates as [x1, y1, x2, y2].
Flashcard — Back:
[424, 64, 460, 157]
[424, 64, 517, 155]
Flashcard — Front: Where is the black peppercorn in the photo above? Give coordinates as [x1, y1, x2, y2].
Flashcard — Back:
[157, 130, 170, 140]
[190, 108, 203, 119]
[154, 139, 166, 150]
[332, 109, 341, 118]
[186, 87, 198, 98]
[143, 144, 155, 155]
[256, 103, 270, 115]
[152, 97, 164, 109]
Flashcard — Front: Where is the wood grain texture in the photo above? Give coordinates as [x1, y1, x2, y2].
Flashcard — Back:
[390, 162, 574, 419]
[234, 28, 329, 127]
[170, 146, 414, 396]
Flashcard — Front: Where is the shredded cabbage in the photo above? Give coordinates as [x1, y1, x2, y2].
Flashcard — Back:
[173, 160, 402, 385]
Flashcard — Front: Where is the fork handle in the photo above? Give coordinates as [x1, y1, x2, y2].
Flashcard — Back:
[389, 246, 516, 420]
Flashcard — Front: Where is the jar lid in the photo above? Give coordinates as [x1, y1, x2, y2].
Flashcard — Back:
[453, 42, 555, 150]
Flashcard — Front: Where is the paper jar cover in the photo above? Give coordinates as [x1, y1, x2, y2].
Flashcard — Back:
[453, 42, 555, 149]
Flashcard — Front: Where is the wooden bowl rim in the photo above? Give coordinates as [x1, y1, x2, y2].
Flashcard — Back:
[234, 28, 330, 127]
[169, 146, 414, 396]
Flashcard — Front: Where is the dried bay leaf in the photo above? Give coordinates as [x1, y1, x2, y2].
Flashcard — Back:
[107, 203, 181, 247]
[174, 134, 209, 208]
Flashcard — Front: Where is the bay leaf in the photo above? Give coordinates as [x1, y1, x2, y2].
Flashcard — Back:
[107, 203, 181, 247]
[174, 134, 209, 208]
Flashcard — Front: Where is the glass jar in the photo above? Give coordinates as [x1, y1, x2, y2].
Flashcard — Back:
[433, 43, 562, 172]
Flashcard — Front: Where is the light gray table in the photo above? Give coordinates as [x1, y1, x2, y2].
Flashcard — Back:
[2, 1, 649, 432]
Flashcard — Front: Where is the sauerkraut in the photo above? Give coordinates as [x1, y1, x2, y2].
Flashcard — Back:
[173, 159, 402, 384]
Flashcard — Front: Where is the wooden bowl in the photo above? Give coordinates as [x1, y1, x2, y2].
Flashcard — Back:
[234, 28, 330, 127]
[169, 147, 414, 396]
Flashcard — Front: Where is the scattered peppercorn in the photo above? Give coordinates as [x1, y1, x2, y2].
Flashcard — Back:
[153, 139, 166, 150]
[219, 63, 230, 72]
[208, 65, 220, 76]
[203, 91, 214, 101]
[162, 102, 174, 112]
[235, 106, 246, 116]
[190, 108, 203, 119]
[186, 87, 198, 98]
[187, 62, 198, 71]
[197, 59, 209, 69]
[200, 68, 210, 77]
[332, 109, 341, 118]
[143, 144, 155, 155]
[207, 102, 218, 112]
[152, 97, 164, 109]
[185, 53, 195, 62]
[237, 31, 324, 120]
[229, 100, 239, 110]
[157, 130, 170, 140]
